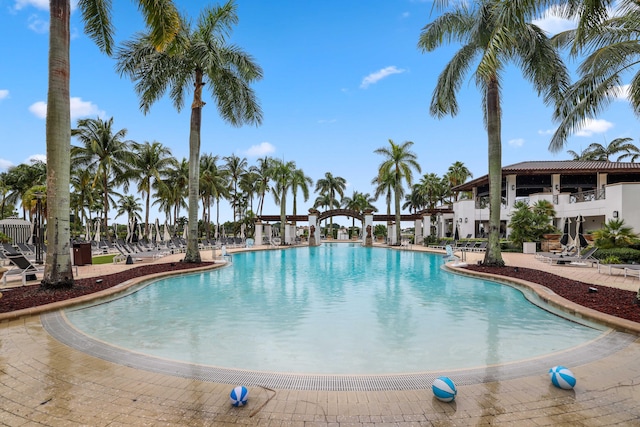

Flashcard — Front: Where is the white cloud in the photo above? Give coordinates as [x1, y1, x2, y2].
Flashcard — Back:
[317, 119, 337, 124]
[14, 0, 77, 11]
[0, 89, 9, 100]
[532, 15, 576, 35]
[243, 142, 275, 157]
[401, 12, 410, 19]
[14, 0, 49, 10]
[27, 154, 46, 164]
[28, 97, 105, 120]
[360, 66, 406, 89]
[27, 14, 48, 33]
[532, 5, 577, 36]
[575, 118, 614, 137]
[508, 138, 525, 147]
[29, 101, 47, 118]
[538, 128, 555, 135]
[0, 159, 14, 171]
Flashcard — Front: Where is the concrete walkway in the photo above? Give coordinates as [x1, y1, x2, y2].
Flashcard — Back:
[0, 245, 639, 426]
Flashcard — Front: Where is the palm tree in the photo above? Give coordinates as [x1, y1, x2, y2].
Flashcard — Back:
[342, 191, 376, 238]
[251, 156, 273, 216]
[70, 168, 98, 230]
[374, 139, 421, 245]
[550, 1, 640, 151]
[131, 141, 177, 237]
[567, 147, 599, 161]
[418, 0, 569, 265]
[200, 154, 228, 239]
[3, 161, 46, 219]
[593, 218, 638, 248]
[223, 154, 249, 224]
[371, 169, 397, 224]
[314, 172, 347, 238]
[290, 168, 313, 225]
[155, 158, 189, 227]
[584, 138, 640, 162]
[446, 161, 473, 201]
[44, 0, 179, 288]
[270, 159, 296, 242]
[71, 117, 136, 236]
[416, 173, 445, 210]
[115, 194, 143, 224]
[116, 1, 263, 263]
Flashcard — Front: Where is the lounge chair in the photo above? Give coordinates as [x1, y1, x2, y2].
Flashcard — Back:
[2, 243, 20, 256]
[471, 241, 487, 252]
[545, 247, 599, 267]
[598, 263, 640, 277]
[442, 245, 459, 262]
[624, 265, 640, 279]
[2, 254, 45, 286]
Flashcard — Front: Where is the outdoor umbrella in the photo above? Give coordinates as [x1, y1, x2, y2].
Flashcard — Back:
[576, 215, 588, 250]
[94, 220, 101, 242]
[559, 217, 571, 248]
[182, 224, 188, 239]
[112, 222, 117, 241]
[132, 218, 139, 242]
[84, 222, 91, 242]
[214, 224, 219, 240]
[147, 222, 154, 242]
[126, 218, 132, 243]
[453, 222, 460, 241]
[163, 222, 171, 241]
[240, 223, 246, 240]
[155, 219, 161, 243]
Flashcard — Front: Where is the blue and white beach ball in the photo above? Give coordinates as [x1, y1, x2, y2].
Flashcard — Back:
[549, 366, 576, 390]
[230, 386, 249, 406]
[432, 376, 457, 402]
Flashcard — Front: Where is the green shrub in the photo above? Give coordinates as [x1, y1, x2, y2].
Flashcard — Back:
[592, 247, 640, 264]
[601, 255, 622, 265]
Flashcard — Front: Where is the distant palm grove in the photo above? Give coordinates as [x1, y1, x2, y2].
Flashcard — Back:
[0, 131, 475, 241]
[7, 0, 640, 287]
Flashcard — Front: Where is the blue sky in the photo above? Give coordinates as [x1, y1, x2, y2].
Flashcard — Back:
[0, 0, 636, 224]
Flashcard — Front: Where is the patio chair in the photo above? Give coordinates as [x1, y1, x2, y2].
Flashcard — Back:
[442, 245, 459, 262]
[2, 254, 45, 286]
[546, 247, 599, 267]
[2, 243, 20, 256]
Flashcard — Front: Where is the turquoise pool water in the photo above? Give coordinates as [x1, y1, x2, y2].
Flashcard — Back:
[65, 243, 604, 374]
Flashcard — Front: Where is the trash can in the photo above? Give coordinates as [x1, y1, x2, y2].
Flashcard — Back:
[522, 242, 537, 254]
[73, 242, 93, 266]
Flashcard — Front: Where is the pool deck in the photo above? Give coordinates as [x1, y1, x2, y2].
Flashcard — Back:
[1, 245, 639, 426]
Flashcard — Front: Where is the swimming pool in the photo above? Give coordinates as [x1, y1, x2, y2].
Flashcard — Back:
[64, 243, 605, 375]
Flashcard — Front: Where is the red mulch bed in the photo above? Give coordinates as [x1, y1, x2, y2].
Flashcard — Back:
[1, 262, 639, 324]
[0, 262, 214, 313]
[465, 265, 640, 323]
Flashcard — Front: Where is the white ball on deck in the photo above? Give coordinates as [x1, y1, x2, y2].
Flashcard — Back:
[230, 385, 249, 406]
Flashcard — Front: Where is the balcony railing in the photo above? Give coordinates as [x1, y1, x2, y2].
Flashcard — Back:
[570, 188, 606, 203]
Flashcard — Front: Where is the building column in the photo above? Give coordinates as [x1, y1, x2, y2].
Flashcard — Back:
[414, 218, 422, 245]
[255, 221, 263, 245]
[363, 209, 373, 246]
[422, 214, 432, 242]
[308, 209, 319, 246]
[264, 224, 272, 244]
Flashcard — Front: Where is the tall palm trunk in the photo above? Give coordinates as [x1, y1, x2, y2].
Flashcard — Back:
[184, 71, 204, 263]
[483, 77, 505, 266]
[394, 179, 401, 245]
[280, 190, 286, 243]
[42, 0, 73, 288]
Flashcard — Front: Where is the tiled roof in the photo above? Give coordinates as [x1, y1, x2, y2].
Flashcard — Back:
[502, 161, 640, 172]
[454, 160, 640, 190]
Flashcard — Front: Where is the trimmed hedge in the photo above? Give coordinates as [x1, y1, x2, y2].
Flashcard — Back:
[592, 247, 640, 264]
